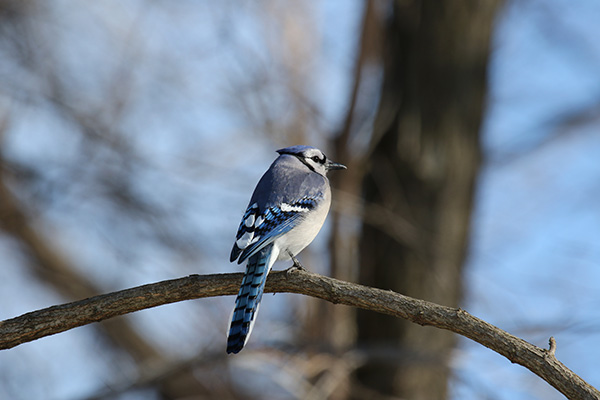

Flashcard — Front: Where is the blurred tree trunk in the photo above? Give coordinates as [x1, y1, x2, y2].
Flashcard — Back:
[354, 1, 501, 399]
[307, 0, 383, 351]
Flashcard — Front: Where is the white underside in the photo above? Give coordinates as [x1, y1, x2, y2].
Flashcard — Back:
[273, 198, 331, 261]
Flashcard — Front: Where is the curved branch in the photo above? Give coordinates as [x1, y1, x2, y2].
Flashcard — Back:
[0, 269, 597, 399]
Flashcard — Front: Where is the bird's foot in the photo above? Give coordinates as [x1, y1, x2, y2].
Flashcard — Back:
[286, 250, 305, 271]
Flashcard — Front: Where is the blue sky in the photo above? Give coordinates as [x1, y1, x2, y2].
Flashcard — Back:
[459, 1, 600, 398]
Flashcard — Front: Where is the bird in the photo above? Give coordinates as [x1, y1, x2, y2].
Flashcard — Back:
[227, 145, 346, 354]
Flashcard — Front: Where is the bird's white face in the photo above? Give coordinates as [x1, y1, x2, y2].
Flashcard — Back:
[298, 148, 328, 176]
[277, 145, 346, 176]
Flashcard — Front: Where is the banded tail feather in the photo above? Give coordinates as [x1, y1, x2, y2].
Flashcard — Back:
[227, 244, 276, 354]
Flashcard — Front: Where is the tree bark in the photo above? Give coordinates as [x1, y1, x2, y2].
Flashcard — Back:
[1, 269, 598, 400]
[356, 1, 501, 399]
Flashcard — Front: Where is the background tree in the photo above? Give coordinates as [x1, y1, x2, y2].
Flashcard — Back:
[352, 2, 501, 399]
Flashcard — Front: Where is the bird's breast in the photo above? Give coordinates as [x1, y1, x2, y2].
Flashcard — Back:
[274, 196, 331, 261]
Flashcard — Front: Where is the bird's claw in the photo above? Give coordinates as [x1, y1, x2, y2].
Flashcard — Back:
[286, 250, 306, 271]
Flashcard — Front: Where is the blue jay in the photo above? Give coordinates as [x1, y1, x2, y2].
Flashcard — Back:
[227, 145, 346, 354]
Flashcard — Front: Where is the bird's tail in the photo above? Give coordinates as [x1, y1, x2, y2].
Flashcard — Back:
[227, 244, 276, 354]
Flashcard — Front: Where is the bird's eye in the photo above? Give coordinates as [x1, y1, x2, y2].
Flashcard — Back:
[311, 156, 322, 163]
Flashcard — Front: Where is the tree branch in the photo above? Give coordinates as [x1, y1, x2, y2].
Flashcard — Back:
[0, 269, 597, 399]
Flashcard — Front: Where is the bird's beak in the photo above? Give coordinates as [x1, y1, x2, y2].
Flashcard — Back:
[326, 160, 347, 171]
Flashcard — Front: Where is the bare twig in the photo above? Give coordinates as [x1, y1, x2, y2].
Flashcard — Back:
[0, 268, 597, 400]
[548, 336, 557, 357]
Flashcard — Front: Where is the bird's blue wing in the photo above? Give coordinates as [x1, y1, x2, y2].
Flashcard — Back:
[230, 203, 259, 262]
[230, 197, 319, 264]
